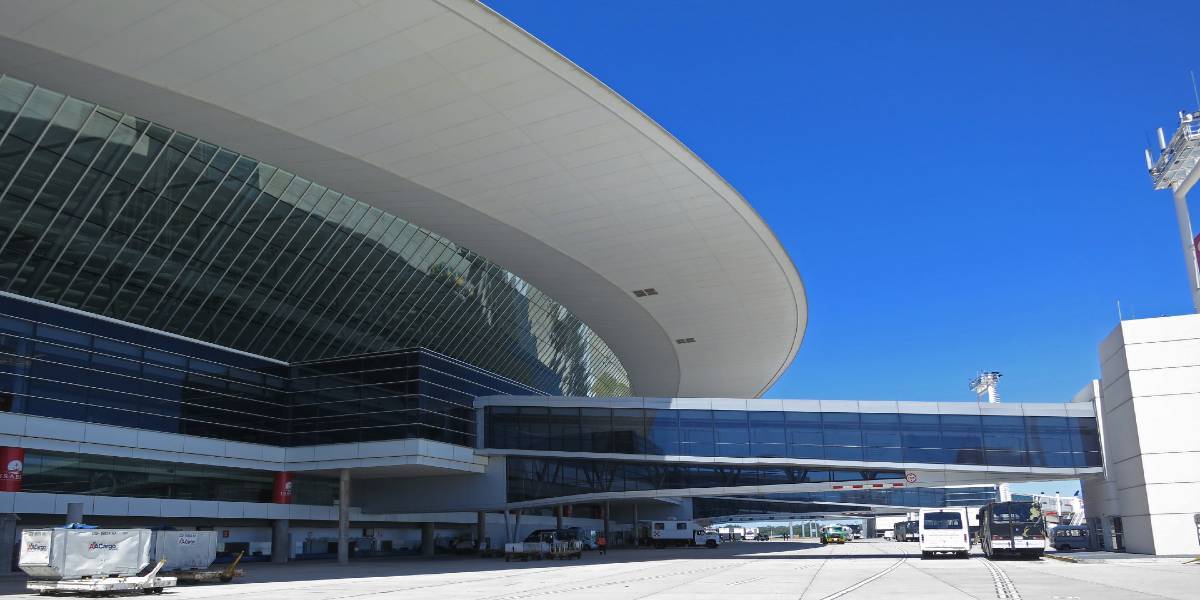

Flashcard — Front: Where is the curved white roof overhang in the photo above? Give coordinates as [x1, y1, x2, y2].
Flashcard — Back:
[0, 0, 806, 398]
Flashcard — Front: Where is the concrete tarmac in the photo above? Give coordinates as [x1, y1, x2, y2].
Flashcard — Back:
[2, 539, 1196, 598]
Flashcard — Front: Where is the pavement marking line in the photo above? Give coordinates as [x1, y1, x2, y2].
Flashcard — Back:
[301, 558, 690, 600]
[977, 557, 1022, 600]
[481, 560, 756, 600]
[902, 559, 983, 599]
[798, 541, 911, 600]
[795, 544, 838, 599]
[1002, 563, 1183, 600]
[811, 556, 907, 600]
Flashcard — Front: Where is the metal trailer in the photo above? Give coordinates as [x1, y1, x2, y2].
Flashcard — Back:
[26, 558, 176, 596]
[504, 541, 550, 561]
[171, 551, 245, 584]
[545, 540, 583, 560]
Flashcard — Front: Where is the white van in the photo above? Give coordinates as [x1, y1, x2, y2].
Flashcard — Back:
[919, 508, 970, 558]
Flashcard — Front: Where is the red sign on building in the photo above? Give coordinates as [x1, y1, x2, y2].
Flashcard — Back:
[0, 447, 24, 492]
[273, 472, 294, 504]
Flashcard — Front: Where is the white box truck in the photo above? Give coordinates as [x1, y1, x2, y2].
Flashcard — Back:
[638, 520, 721, 549]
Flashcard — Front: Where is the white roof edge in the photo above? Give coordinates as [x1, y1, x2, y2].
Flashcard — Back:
[452, 0, 807, 396]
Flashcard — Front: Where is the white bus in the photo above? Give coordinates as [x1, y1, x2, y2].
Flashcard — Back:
[919, 508, 970, 558]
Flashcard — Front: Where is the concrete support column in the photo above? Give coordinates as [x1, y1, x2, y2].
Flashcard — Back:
[603, 501, 610, 543]
[476, 511, 486, 551]
[555, 505, 563, 530]
[271, 519, 289, 563]
[0, 514, 15, 574]
[632, 503, 639, 546]
[65, 502, 84, 525]
[337, 468, 350, 565]
[421, 522, 435, 556]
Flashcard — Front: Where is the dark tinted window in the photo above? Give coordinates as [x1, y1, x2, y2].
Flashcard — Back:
[923, 511, 964, 529]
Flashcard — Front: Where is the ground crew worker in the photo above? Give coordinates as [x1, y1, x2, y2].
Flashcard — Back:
[597, 534, 607, 555]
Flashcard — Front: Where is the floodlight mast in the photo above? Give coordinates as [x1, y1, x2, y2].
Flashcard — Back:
[1147, 111, 1200, 313]
[970, 371, 1002, 403]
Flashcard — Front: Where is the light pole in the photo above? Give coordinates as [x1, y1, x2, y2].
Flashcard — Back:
[1147, 111, 1200, 313]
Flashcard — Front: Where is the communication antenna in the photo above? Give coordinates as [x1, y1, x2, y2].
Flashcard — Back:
[969, 371, 1002, 403]
[1192, 70, 1200, 111]
[1145, 104, 1200, 313]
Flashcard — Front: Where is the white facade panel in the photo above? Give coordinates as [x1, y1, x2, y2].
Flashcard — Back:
[1092, 315, 1200, 555]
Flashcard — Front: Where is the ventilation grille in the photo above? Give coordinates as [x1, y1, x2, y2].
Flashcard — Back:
[632, 288, 658, 297]
[675, 337, 696, 344]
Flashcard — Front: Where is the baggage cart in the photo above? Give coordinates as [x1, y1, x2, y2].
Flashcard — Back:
[546, 540, 583, 560]
[172, 551, 245, 583]
[26, 558, 176, 595]
[504, 541, 549, 561]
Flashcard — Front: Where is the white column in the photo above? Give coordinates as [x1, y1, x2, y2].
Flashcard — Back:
[1171, 188, 1200, 313]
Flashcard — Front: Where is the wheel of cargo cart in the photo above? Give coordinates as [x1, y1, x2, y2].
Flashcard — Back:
[220, 575, 233, 582]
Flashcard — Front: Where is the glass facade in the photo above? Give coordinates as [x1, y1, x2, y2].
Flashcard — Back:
[0, 294, 538, 446]
[693, 486, 1001, 518]
[506, 456, 905, 503]
[485, 406, 1103, 468]
[0, 75, 629, 398]
[22, 449, 337, 504]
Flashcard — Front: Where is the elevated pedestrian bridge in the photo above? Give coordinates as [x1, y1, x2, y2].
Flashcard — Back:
[473, 397, 1101, 509]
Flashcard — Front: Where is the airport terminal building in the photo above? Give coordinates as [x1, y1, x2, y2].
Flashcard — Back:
[0, 0, 1194, 559]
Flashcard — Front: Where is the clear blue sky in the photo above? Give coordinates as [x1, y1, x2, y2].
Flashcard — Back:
[490, 1, 1198, 407]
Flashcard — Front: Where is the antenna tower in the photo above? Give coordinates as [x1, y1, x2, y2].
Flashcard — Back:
[970, 371, 1002, 403]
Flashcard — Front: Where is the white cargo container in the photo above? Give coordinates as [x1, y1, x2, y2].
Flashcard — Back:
[150, 530, 218, 571]
[19, 528, 153, 580]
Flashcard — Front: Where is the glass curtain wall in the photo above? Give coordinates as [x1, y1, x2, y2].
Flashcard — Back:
[21, 449, 337, 504]
[692, 485, 1001, 518]
[485, 407, 1102, 469]
[0, 75, 629, 398]
[0, 294, 536, 446]
[506, 456, 905, 503]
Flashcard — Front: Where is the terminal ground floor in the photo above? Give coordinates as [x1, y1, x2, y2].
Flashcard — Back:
[2, 538, 1195, 600]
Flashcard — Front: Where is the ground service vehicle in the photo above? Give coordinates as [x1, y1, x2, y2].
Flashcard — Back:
[819, 526, 850, 545]
[754, 533, 770, 541]
[638, 520, 720, 548]
[1051, 525, 1091, 552]
[978, 501, 1046, 559]
[848, 524, 863, 539]
[919, 508, 970, 558]
[895, 520, 919, 542]
[523, 527, 596, 550]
